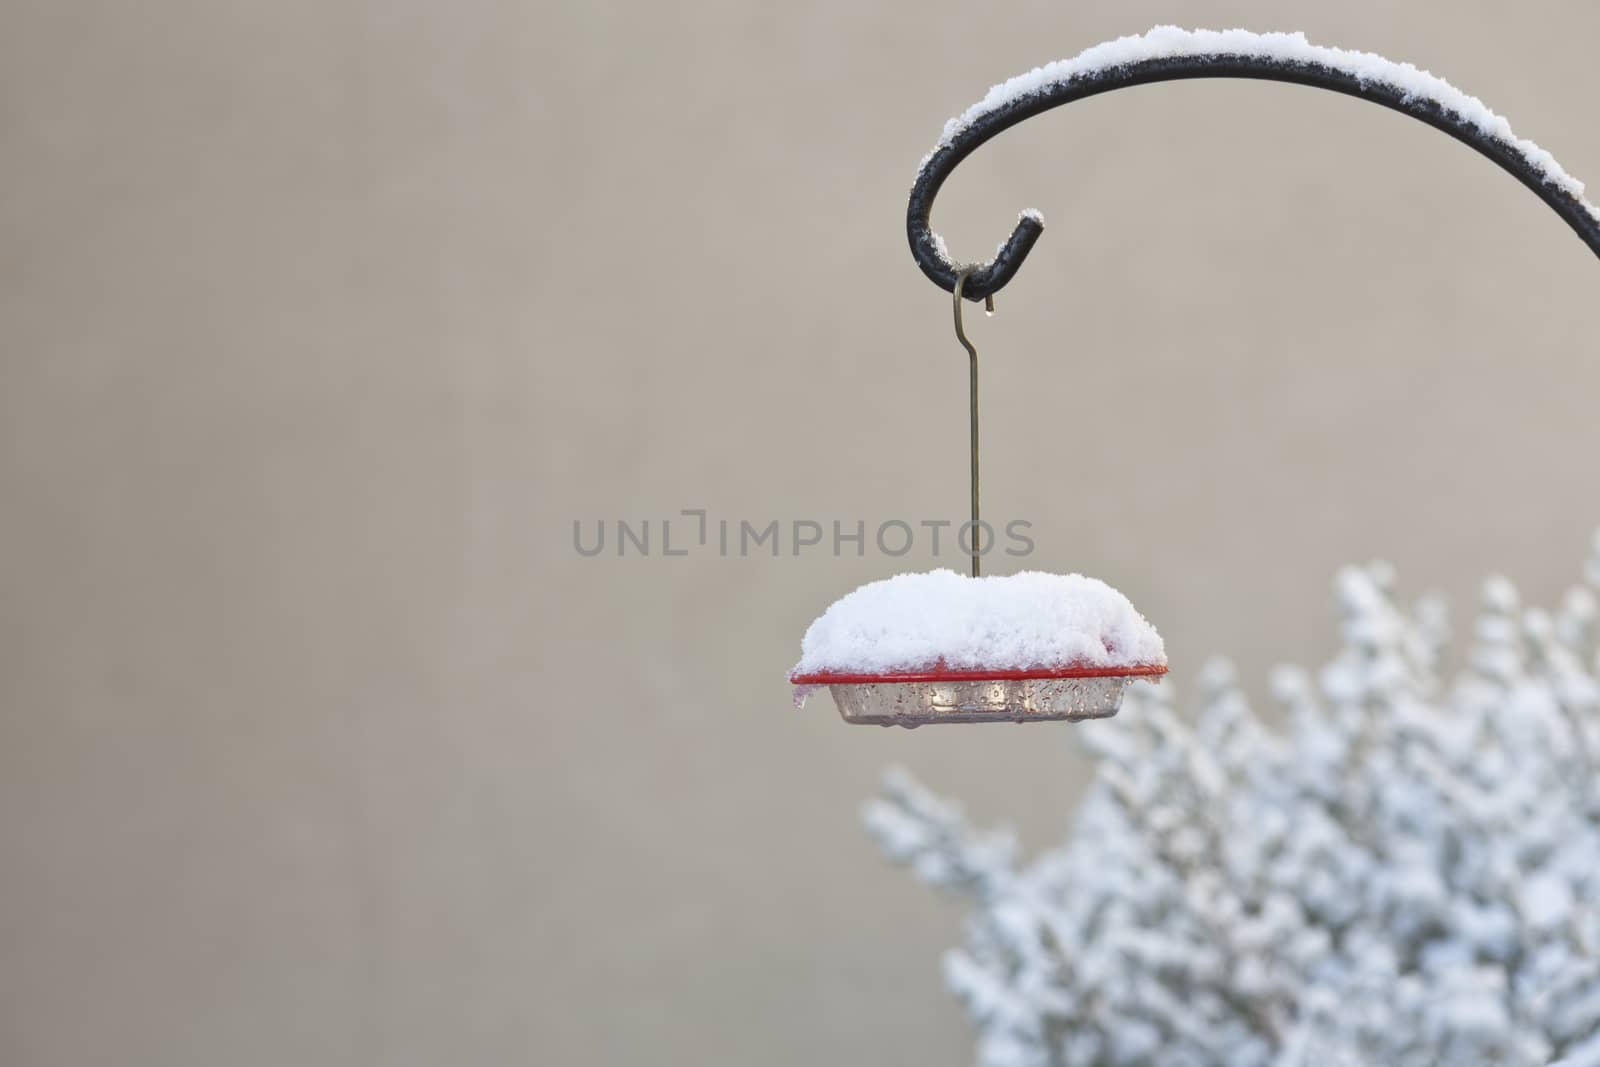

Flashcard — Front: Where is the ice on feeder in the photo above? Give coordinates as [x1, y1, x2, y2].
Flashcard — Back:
[793, 569, 1164, 675]
[790, 570, 1166, 726]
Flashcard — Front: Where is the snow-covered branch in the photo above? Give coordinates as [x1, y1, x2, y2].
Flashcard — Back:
[867, 538, 1600, 1067]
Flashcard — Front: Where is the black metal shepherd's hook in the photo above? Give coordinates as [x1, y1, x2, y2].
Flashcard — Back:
[911, 41, 1600, 578]
[909, 51, 1600, 301]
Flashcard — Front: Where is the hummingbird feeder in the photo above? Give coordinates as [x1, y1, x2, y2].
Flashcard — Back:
[790, 27, 1600, 727]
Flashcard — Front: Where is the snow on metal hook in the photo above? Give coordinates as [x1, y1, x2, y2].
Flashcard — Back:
[909, 26, 1600, 300]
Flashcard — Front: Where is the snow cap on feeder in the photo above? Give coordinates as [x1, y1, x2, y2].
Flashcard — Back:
[791, 570, 1166, 726]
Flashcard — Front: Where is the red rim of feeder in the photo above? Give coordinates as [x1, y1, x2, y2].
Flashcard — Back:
[789, 662, 1168, 686]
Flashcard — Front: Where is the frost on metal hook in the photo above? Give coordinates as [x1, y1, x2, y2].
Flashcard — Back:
[909, 25, 1600, 300]
[929, 27, 1593, 203]
[789, 570, 1166, 726]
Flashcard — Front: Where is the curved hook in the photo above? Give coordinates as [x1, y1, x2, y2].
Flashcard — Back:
[909, 29, 1600, 300]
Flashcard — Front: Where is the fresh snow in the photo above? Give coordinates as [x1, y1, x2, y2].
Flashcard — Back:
[791, 569, 1165, 679]
[865, 539, 1600, 1066]
[922, 26, 1599, 240]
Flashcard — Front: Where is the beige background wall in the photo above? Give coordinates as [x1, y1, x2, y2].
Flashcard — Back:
[4, 2, 1600, 1064]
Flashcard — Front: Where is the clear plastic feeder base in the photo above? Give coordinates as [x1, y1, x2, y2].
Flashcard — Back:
[828, 675, 1133, 727]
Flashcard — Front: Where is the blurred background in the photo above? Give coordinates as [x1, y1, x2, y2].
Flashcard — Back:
[5, 1, 1600, 1064]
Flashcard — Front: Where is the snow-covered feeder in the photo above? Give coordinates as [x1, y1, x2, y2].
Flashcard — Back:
[790, 570, 1166, 726]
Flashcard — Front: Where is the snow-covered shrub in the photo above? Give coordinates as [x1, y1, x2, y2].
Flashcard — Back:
[866, 537, 1600, 1067]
